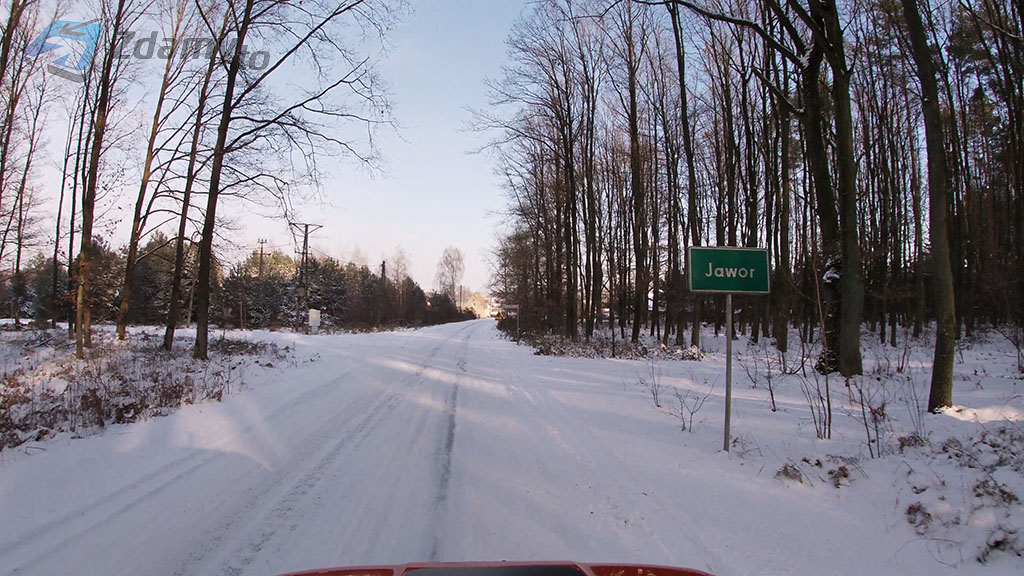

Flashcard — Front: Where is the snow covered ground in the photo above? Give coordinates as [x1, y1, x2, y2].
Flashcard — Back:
[1, 319, 1022, 575]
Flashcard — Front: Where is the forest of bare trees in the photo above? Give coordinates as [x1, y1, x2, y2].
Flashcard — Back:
[487, 0, 1023, 410]
[0, 1, 417, 356]
[2, 0, 1021, 414]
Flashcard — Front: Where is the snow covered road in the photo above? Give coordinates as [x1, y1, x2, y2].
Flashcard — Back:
[0, 321, 714, 576]
[3, 320, 1020, 576]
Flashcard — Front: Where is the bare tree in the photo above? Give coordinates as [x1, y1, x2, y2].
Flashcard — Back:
[0, 1, 46, 257]
[76, 0, 143, 359]
[191, 0, 399, 360]
[0, 1, 37, 88]
[666, 2, 702, 347]
[605, 0, 651, 343]
[435, 245, 464, 303]
[389, 244, 409, 310]
[116, 0, 203, 340]
[163, 4, 232, 351]
[6, 58, 49, 324]
[0, 1, 47, 276]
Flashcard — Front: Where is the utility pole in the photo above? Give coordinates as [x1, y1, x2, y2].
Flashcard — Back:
[380, 260, 387, 324]
[257, 238, 267, 278]
[289, 222, 322, 332]
[302, 225, 309, 289]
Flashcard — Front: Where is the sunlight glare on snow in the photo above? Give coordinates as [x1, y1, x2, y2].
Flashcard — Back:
[941, 404, 1024, 423]
[169, 397, 285, 469]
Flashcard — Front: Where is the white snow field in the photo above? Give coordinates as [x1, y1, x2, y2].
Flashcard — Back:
[2, 319, 1023, 576]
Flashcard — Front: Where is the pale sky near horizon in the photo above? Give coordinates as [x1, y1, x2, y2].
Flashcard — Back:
[232, 0, 529, 296]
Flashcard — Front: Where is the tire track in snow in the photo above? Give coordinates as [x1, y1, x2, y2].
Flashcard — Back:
[513, 359, 731, 576]
[197, 322, 476, 576]
[428, 322, 475, 561]
[473, 331, 727, 574]
[194, 387, 403, 576]
[1, 364, 360, 573]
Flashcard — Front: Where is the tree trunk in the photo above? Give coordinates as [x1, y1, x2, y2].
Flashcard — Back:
[195, 0, 255, 360]
[774, 97, 792, 353]
[165, 25, 221, 350]
[901, 0, 955, 410]
[801, 45, 841, 373]
[667, 4, 702, 348]
[67, 99, 87, 339]
[78, 0, 129, 359]
[627, 9, 647, 343]
[815, 0, 864, 376]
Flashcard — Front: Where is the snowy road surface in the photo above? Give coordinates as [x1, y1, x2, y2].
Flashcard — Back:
[2, 321, 713, 575]
[2, 320, 1014, 575]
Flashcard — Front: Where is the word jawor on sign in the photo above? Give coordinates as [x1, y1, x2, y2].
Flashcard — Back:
[687, 246, 770, 294]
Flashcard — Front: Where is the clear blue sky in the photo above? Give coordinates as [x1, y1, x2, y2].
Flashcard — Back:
[240, 0, 529, 295]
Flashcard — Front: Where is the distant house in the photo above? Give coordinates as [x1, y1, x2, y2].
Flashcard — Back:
[466, 292, 490, 318]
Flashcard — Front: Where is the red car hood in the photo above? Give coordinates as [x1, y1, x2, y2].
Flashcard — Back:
[280, 561, 713, 576]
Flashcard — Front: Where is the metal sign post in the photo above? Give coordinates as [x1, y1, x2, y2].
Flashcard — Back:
[724, 294, 732, 452]
[687, 247, 770, 452]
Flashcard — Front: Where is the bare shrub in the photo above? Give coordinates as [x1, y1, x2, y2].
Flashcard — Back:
[994, 324, 1024, 374]
[873, 338, 894, 376]
[906, 501, 933, 535]
[530, 332, 704, 362]
[828, 465, 850, 488]
[896, 333, 912, 374]
[798, 370, 832, 439]
[739, 349, 758, 387]
[678, 345, 704, 361]
[729, 433, 762, 459]
[210, 337, 289, 358]
[978, 525, 1024, 564]
[637, 357, 664, 408]
[852, 377, 896, 458]
[936, 426, 1024, 561]
[741, 344, 779, 412]
[973, 477, 1019, 506]
[672, 378, 714, 432]
[776, 462, 803, 483]
[0, 332, 291, 451]
[79, 388, 105, 428]
[899, 433, 929, 451]
[781, 332, 814, 376]
[901, 373, 928, 442]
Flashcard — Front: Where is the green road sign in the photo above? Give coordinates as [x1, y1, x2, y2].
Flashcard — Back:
[688, 246, 770, 294]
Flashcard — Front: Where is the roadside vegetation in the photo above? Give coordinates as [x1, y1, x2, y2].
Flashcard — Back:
[0, 325, 294, 451]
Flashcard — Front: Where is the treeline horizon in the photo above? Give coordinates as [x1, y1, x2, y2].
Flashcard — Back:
[485, 0, 1022, 410]
[4, 232, 476, 332]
